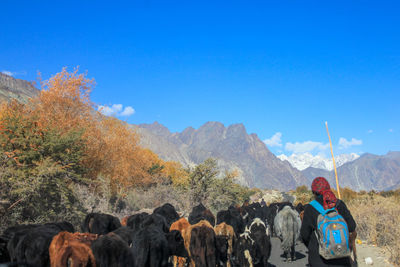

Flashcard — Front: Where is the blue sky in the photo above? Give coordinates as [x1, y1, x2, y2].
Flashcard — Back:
[1, 0, 399, 157]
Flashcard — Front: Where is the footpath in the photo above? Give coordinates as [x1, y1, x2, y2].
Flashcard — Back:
[268, 238, 394, 267]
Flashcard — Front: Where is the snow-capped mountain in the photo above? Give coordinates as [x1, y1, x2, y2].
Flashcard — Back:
[277, 153, 360, 171]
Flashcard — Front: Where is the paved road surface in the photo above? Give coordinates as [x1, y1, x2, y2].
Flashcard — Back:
[268, 237, 309, 267]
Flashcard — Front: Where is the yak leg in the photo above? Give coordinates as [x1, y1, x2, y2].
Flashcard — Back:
[285, 250, 291, 262]
[291, 243, 296, 261]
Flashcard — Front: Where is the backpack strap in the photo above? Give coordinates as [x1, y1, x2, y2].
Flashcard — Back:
[310, 200, 337, 215]
[309, 200, 326, 215]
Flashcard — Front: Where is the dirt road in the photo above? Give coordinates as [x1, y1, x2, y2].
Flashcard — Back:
[268, 237, 394, 267]
[268, 237, 309, 267]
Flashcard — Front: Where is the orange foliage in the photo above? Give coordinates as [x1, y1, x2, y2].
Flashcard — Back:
[2, 67, 187, 193]
[33, 67, 94, 134]
[162, 161, 189, 186]
[88, 117, 155, 191]
[0, 100, 44, 166]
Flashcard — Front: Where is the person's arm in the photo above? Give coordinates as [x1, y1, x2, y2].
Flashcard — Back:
[338, 200, 356, 232]
[300, 205, 314, 247]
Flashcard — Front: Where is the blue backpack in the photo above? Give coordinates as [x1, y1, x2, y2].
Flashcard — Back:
[309, 200, 351, 260]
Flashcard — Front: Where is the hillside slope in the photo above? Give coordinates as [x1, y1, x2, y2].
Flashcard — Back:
[0, 73, 38, 103]
[136, 121, 308, 190]
[301, 152, 400, 191]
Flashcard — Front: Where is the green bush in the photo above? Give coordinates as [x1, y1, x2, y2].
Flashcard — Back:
[187, 158, 254, 213]
[0, 109, 88, 231]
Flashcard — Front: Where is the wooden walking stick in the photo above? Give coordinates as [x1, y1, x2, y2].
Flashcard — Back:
[325, 121, 341, 199]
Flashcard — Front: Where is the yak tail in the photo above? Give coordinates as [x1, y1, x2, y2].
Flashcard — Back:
[282, 213, 294, 251]
[59, 246, 74, 267]
[292, 212, 298, 248]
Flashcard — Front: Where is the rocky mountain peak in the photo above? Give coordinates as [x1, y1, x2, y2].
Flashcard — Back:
[301, 151, 400, 191]
[0, 72, 38, 103]
[195, 121, 226, 141]
[139, 121, 171, 137]
[137, 121, 308, 190]
[250, 133, 259, 139]
[278, 153, 360, 171]
[178, 126, 196, 145]
[199, 121, 225, 132]
[386, 151, 400, 160]
[226, 123, 247, 138]
[181, 126, 195, 134]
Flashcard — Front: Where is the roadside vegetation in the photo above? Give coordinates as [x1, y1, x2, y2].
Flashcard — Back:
[0, 68, 253, 231]
[292, 186, 400, 265]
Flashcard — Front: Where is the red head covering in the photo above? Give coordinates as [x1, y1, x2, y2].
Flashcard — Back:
[311, 177, 337, 209]
[321, 189, 337, 209]
[311, 177, 330, 194]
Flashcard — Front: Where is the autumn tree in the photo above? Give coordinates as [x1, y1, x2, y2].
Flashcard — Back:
[0, 67, 197, 227]
[0, 100, 86, 225]
[0, 100, 86, 174]
[32, 68, 103, 179]
[34, 67, 94, 133]
[30, 68, 185, 192]
[92, 117, 152, 193]
[162, 161, 189, 186]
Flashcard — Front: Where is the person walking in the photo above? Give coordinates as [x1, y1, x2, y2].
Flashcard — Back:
[300, 177, 356, 267]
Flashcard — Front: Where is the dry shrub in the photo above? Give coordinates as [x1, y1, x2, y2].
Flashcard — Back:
[73, 180, 115, 215]
[348, 194, 400, 265]
[338, 187, 358, 202]
[292, 186, 314, 205]
[125, 184, 192, 216]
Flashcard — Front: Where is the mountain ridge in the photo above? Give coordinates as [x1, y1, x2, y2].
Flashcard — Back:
[278, 152, 360, 171]
[136, 121, 308, 190]
[1, 74, 399, 191]
[137, 121, 400, 191]
[0, 73, 39, 103]
[301, 151, 400, 191]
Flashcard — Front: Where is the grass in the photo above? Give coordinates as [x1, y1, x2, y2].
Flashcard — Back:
[348, 194, 400, 266]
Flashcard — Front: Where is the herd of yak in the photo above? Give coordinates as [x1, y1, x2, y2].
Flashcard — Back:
[0, 201, 307, 267]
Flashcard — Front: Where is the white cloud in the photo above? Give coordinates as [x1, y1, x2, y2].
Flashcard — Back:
[285, 141, 330, 154]
[98, 104, 135, 117]
[263, 132, 282, 147]
[1, 70, 27, 77]
[98, 106, 113, 116]
[112, 104, 123, 113]
[120, 106, 135, 116]
[367, 129, 373, 134]
[1, 70, 15, 76]
[338, 137, 362, 149]
[98, 105, 120, 116]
